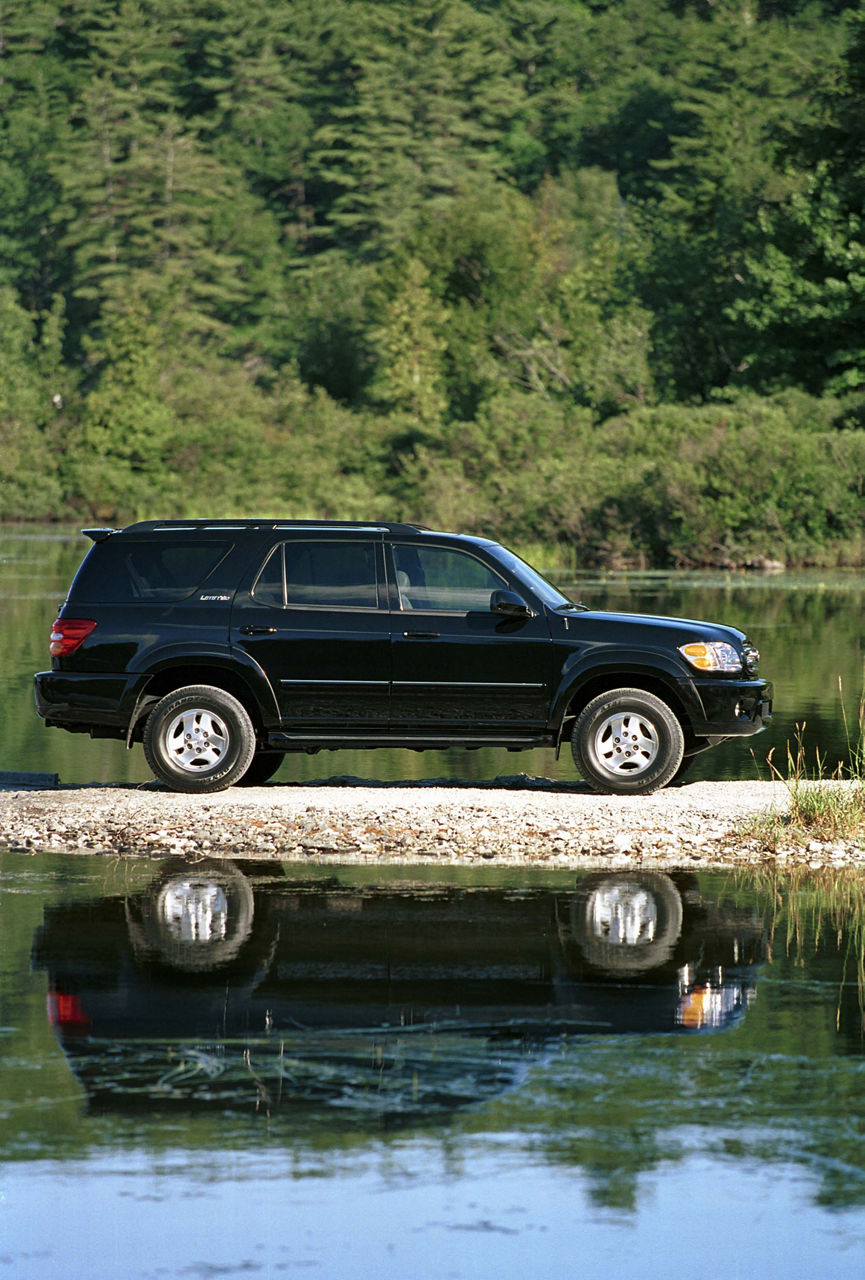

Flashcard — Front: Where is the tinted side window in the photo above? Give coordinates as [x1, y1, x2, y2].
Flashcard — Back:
[252, 541, 378, 608]
[251, 546, 284, 606]
[392, 545, 505, 612]
[70, 540, 233, 603]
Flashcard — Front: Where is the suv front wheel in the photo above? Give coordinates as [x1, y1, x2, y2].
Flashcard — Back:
[571, 688, 685, 795]
[143, 685, 256, 793]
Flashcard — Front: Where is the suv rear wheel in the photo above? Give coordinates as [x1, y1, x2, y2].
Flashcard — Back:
[143, 685, 256, 793]
[571, 688, 684, 795]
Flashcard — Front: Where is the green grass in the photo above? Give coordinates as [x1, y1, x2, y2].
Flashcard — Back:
[744, 681, 865, 848]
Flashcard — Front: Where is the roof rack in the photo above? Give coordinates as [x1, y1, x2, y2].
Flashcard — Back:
[113, 519, 432, 535]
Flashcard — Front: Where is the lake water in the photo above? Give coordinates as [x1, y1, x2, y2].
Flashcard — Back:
[3, 853, 865, 1278]
[1, 525, 863, 786]
[3, 527, 865, 1277]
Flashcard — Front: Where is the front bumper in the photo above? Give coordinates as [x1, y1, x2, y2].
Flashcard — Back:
[687, 678, 773, 737]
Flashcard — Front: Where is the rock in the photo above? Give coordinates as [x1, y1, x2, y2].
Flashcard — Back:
[0, 771, 60, 790]
[0, 778, 860, 871]
[745, 556, 786, 573]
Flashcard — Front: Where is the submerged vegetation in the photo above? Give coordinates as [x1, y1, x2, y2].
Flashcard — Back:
[733, 861, 865, 1040]
[2, 1, 865, 566]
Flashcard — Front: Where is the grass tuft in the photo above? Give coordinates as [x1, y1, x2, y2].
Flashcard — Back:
[743, 680, 865, 849]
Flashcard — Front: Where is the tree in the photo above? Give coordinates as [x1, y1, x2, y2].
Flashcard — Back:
[305, 1, 525, 257]
[412, 171, 652, 421]
[0, 287, 68, 517]
[62, 295, 181, 519]
[591, 2, 843, 398]
[0, 0, 81, 311]
[368, 258, 449, 436]
[49, 2, 255, 353]
[732, 13, 865, 396]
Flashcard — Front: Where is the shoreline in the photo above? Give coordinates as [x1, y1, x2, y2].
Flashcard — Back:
[1, 776, 863, 871]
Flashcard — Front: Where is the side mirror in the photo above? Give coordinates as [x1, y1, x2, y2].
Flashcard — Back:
[490, 589, 534, 619]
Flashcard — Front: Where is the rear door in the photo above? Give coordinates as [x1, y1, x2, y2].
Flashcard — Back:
[230, 535, 390, 726]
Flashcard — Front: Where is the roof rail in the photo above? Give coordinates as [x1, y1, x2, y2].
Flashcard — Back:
[117, 519, 432, 534]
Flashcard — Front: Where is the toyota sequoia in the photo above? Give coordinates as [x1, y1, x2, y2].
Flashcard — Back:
[34, 520, 773, 794]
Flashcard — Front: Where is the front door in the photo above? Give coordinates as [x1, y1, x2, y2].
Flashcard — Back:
[388, 542, 553, 731]
[231, 536, 390, 726]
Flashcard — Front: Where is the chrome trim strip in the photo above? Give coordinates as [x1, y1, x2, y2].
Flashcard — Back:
[392, 681, 545, 689]
[280, 678, 389, 686]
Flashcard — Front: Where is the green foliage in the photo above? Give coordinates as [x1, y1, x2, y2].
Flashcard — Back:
[0, 0, 863, 567]
[304, 1, 527, 256]
[368, 258, 449, 434]
[64, 297, 181, 519]
[742, 690, 865, 848]
[732, 13, 865, 394]
[576, 391, 865, 566]
[0, 288, 67, 518]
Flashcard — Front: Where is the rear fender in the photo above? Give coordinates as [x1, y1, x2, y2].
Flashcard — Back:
[125, 646, 280, 744]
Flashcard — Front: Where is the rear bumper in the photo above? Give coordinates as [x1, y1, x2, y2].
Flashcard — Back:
[35, 671, 137, 733]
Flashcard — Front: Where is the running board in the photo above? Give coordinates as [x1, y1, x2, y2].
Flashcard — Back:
[266, 732, 553, 752]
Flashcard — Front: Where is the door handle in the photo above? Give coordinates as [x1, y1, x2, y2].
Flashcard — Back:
[402, 631, 441, 639]
[240, 625, 278, 635]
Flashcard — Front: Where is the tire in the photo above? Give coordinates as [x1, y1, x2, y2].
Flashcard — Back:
[142, 685, 256, 793]
[237, 750, 284, 787]
[571, 687, 684, 795]
[670, 754, 697, 785]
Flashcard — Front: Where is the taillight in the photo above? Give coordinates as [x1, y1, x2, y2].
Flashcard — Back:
[49, 618, 97, 656]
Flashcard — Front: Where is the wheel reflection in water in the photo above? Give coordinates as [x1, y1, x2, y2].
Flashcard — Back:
[157, 878, 230, 945]
[589, 881, 659, 947]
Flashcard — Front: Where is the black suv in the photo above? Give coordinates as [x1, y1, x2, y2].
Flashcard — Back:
[34, 520, 772, 794]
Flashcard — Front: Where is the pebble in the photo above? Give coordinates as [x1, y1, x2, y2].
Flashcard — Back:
[0, 777, 862, 871]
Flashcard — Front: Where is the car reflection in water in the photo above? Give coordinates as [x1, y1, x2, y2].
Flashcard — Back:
[32, 862, 764, 1122]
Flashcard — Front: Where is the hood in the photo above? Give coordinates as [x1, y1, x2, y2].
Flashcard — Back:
[553, 606, 747, 649]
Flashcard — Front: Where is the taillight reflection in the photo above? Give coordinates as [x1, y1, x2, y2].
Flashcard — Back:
[47, 991, 92, 1034]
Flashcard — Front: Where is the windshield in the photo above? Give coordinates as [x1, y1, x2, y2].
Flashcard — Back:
[491, 545, 575, 610]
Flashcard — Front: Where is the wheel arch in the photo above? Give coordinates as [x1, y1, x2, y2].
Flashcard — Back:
[556, 667, 695, 748]
[127, 662, 276, 744]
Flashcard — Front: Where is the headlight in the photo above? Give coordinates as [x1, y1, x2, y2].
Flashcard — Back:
[678, 640, 742, 672]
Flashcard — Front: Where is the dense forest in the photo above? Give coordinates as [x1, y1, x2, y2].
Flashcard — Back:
[2, 0, 865, 566]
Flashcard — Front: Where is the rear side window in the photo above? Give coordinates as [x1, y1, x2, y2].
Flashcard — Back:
[70, 540, 233, 603]
[252, 540, 378, 608]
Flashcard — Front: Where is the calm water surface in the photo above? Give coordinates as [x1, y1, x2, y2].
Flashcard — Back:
[1, 525, 862, 785]
[2, 854, 865, 1278]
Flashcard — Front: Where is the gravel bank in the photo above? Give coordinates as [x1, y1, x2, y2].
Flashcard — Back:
[1, 776, 863, 871]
